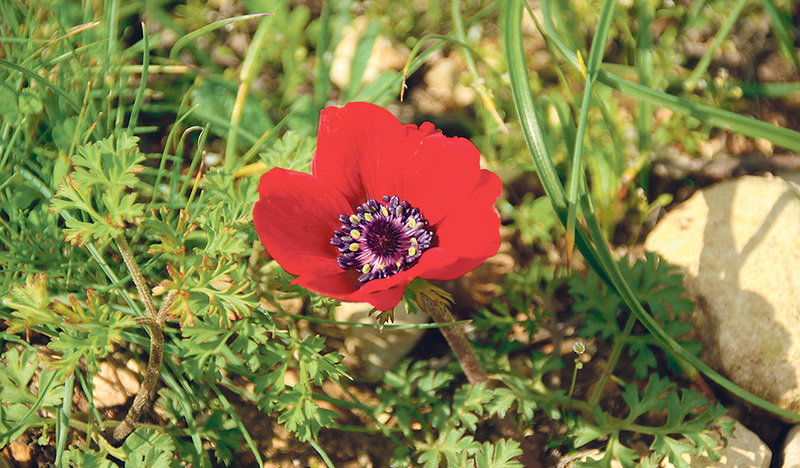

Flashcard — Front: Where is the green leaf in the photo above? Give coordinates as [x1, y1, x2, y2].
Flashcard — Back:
[452, 382, 491, 432]
[0, 85, 20, 121]
[51, 133, 146, 246]
[276, 389, 339, 442]
[258, 130, 316, 173]
[417, 427, 480, 468]
[474, 439, 523, 468]
[122, 428, 177, 468]
[570, 252, 700, 377]
[18, 88, 43, 115]
[572, 422, 607, 448]
[62, 447, 116, 468]
[651, 435, 693, 468]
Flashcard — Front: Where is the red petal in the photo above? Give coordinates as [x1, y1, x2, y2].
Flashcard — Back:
[371, 130, 482, 225]
[295, 271, 406, 311]
[421, 170, 502, 280]
[312, 102, 436, 209]
[253, 168, 352, 277]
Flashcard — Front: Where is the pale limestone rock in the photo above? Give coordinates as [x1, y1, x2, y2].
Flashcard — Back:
[410, 53, 476, 114]
[783, 425, 800, 468]
[644, 176, 800, 413]
[334, 301, 427, 381]
[92, 360, 141, 408]
[329, 17, 408, 91]
[661, 417, 771, 468]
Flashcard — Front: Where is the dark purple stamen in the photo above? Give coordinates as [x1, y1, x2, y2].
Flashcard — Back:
[331, 195, 434, 283]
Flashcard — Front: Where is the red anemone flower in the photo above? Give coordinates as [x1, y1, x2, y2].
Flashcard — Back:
[253, 102, 501, 311]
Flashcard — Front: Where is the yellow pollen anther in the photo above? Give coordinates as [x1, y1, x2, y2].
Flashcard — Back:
[408, 246, 417, 257]
[410, 237, 418, 245]
[407, 219, 417, 229]
[349, 243, 359, 252]
[349, 214, 360, 224]
[380, 206, 389, 217]
[362, 264, 371, 274]
[364, 213, 373, 222]
[350, 229, 360, 239]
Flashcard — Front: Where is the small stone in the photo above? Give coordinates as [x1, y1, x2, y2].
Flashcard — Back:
[333, 301, 427, 381]
[92, 360, 141, 408]
[8, 440, 32, 463]
[644, 176, 800, 414]
[783, 425, 800, 468]
[329, 17, 408, 90]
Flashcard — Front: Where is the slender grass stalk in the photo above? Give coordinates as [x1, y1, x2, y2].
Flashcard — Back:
[450, 0, 507, 132]
[685, 0, 748, 89]
[210, 383, 264, 466]
[225, 16, 273, 168]
[588, 314, 636, 407]
[565, 0, 617, 263]
[126, 24, 149, 138]
[538, 0, 800, 153]
[55, 366, 75, 466]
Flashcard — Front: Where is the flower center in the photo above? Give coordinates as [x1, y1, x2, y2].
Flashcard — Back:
[331, 195, 434, 283]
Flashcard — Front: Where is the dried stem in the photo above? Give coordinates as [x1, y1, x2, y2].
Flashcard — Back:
[112, 235, 177, 443]
[418, 294, 543, 468]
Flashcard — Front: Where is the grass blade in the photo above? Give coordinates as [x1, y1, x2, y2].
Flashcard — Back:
[126, 23, 149, 138]
[685, 0, 748, 88]
[169, 13, 274, 61]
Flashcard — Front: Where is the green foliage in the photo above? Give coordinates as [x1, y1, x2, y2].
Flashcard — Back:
[570, 251, 699, 379]
[500, 193, 562, 246]
[572, 376, 728, 468]
[258, 131, 316, 173]
[121, 429, 178, 468]
[50, 134, 146, 246]
[378, 360, 523, 467]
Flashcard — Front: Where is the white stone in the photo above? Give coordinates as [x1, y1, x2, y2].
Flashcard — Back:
[783, 425, 800, 468]
[92, 360, 140, 408]
[333, 301, 428, 381]
[329, 17, 408, 91]
[644, 176, 800, 413]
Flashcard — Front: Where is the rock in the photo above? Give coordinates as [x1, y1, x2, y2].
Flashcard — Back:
[644, 176, 800, 413]
[410, 53, 476, 114]
[661, 417, 771, 468]
[334, 302, 428, 381]
[329, 17, 408, 91]
[784, 425, 800, 468]
[92, 360, 141, 408]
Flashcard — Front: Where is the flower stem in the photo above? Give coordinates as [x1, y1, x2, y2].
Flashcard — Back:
[417, 291, 543, 468]
[112, 235, 176, 442]
[419, 294, 486, 385]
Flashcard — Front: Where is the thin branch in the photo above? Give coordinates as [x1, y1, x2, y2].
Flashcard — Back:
[112, 234, 178, 442]
[115, 235, 157, 319]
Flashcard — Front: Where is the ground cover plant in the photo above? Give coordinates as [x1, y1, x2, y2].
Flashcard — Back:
[1, 0, 800, 466]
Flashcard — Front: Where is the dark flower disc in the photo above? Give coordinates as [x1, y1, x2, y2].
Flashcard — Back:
[331, 195, 434, 282]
